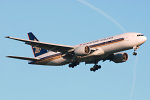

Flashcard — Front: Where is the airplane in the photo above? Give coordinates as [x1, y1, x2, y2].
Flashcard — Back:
[6, 32, 147, 72]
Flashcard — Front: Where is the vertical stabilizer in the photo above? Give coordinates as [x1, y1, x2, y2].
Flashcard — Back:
[27, 32, 47, 57]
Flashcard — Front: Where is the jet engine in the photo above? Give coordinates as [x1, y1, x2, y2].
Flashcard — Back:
[74, 45, 90, 56]
[112, 52, 128, 63]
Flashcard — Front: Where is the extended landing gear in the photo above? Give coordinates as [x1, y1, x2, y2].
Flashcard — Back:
[133, 46, 139, 56]
[90, 65, 101, 72]
[69, 62, 79, 68]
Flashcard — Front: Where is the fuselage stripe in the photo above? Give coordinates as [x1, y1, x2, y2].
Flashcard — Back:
[89, 38, 124, 48]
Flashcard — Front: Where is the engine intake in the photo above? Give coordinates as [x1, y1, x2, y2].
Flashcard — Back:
[74, 46, 90, 56]
[112, 52, 128, 63]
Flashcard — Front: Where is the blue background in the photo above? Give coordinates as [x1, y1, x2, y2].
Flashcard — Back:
[1, 0, 150, 100]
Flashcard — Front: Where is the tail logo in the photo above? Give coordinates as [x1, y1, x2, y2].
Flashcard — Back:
[34, 47, 41, 54]
[33, 39, 41, 54]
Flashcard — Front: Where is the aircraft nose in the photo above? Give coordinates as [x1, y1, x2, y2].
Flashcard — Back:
[143, 36, 147, 43]
[140, 36, 147, 44]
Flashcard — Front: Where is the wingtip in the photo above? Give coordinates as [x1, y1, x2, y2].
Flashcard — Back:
[5, 36, 10, 38]
[6, 55, 11, 57]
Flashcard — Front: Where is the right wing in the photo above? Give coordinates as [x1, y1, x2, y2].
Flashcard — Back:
[5, 36, 74, 53]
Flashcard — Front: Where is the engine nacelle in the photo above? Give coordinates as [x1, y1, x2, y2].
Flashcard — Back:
[112, 52, 128, 63]
[74, 45, 90, 56]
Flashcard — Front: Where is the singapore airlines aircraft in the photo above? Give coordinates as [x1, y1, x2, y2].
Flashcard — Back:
[6, 32, 147, 72]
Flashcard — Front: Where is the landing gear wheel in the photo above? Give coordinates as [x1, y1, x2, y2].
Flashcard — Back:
[90, 68, 93, 71]
[93, 69, 96, 72]
[69, 62, 79, 68]
[69, 64, 74, 68]
[98, 65, 101, 69]
[133, 52, 137, 56]
[90, 65, 101, 72]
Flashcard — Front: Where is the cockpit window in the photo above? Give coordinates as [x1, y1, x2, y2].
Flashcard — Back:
[137, 34, 144, 36]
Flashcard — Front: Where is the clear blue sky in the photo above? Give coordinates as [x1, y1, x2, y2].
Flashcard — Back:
[1, 0, 150, 100]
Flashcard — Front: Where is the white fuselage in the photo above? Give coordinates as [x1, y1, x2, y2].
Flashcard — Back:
[29, 32, 147, 66]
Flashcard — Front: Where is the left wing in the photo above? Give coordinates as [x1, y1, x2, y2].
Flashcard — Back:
[5, 36, 74, 53]
[6, 56, 40, 61]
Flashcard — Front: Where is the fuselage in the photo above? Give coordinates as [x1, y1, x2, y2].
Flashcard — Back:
[29, 32, 147, 66]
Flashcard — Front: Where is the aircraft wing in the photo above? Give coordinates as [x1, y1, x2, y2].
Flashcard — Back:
[6, 56, 40, 61]
[5, 36, 74, 53]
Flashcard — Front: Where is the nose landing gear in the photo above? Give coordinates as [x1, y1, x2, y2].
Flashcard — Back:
[133, 46, 139, 56]
[133, 52, 137, 56]
[90, 65, 101, 72]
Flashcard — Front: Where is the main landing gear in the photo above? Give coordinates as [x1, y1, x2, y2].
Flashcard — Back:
[69, 62, 79, 68]
[90, 65, 101, 72]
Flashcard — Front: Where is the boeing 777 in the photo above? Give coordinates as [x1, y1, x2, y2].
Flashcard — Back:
[6, 32, 147, 72]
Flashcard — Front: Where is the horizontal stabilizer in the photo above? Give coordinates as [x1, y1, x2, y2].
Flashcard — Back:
[6, 56, 40, 61]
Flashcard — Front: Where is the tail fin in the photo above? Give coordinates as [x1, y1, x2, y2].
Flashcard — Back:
[27, 32, 47, 57]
